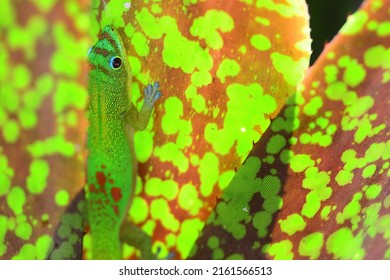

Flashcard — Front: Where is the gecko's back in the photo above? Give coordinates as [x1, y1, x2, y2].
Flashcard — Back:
[87, 26, 134, 260]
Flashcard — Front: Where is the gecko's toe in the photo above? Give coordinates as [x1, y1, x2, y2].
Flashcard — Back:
[154, 90, 162, 101]
[145, 84, 153, 96]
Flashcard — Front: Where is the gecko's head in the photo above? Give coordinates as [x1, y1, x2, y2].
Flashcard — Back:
[88, 25, 131, 83]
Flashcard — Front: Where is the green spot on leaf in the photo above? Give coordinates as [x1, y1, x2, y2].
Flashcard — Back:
[298, 232, 324, 259]
[279, 213, 306, 236]
[26, 160, 50, 194]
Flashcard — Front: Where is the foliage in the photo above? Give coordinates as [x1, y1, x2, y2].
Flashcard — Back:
[0, 0, 388, 260]
[192, 0, 390, 259]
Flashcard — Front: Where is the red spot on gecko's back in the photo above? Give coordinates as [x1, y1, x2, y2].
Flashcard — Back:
[89, 183, 96, 192]
[96, 171, 106, 187]
[111, 187, 122, 202]
[112, 205, 119, 216]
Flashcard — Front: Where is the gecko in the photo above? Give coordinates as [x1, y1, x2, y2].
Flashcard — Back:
[86, 25, 161, 259]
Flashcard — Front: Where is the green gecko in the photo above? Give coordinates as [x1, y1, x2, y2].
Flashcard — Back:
[86, 25, 161, 259]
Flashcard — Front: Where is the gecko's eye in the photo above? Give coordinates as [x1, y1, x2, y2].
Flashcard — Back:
[109, 56, 122, 69]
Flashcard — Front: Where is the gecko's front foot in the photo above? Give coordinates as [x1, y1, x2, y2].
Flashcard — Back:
[144, 82, 162, 106]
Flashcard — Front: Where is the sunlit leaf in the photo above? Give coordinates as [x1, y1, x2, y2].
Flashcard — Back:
[89, 0, 310, 259]
[0, 0, 89, 259]
[1, 0, 311, 260]
[191, 0, 389, 260]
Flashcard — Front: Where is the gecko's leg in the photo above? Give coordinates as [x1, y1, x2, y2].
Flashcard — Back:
[119, 219, 157, 260]
[123, 81, 162, 131]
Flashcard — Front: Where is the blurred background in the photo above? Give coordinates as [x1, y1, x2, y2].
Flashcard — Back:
[307, 0, 363, 64]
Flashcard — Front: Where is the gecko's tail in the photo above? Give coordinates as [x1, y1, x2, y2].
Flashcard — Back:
[92, 229, 121, 259]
